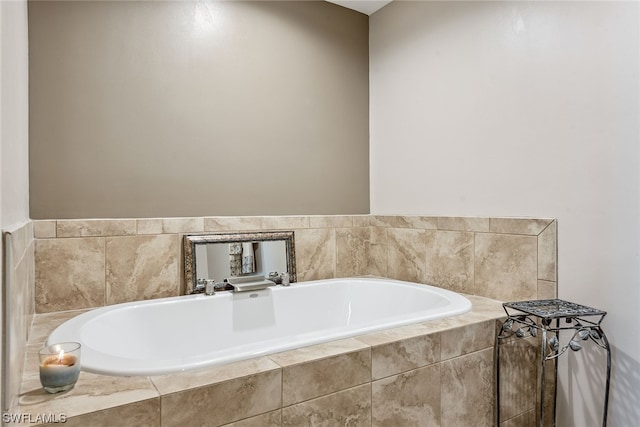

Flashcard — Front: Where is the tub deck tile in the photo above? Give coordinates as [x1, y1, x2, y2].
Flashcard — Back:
[150, 357, 281, 395]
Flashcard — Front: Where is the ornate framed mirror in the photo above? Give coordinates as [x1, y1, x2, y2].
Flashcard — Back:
[183, 231, 296, 294]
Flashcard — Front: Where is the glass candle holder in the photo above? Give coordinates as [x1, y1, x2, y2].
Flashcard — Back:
[39, 342, 81, 393]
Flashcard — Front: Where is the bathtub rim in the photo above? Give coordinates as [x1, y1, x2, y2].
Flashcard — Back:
[46, 276, 472, 376]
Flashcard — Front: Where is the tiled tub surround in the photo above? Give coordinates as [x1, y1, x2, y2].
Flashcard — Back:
[14, 215, 557, 424]
[2, 221, 36, 413]
[17, 295, 506, 426]
[33, 215, 557, 312]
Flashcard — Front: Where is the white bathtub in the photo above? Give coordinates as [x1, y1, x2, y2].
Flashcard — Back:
[47, 277, 472, 376]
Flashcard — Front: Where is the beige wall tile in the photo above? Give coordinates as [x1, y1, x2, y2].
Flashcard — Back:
[537, 280, 557, 299]
[294, 228, 335, 281]
[370, 333, 441, 380]
[498, 337, 538, 422]
[403, 216, 439, 229]
[437, 217, 490, 232]
[440, 319, 495, 360]
[35, 238, 105, 313]
[106, 234, 179, 304]
[34, 220, 56, 238]
[371, 215, 438, 229]
[537, 220, 557, 282]
[309, 215, 354, 228]
[282, 384, 371, 426]
[474, 233, 538, 301]
[352, 215, 373, 227]
[136, 218, 163, 234]
[204, 216, 263, 231]
[262, 216, 309, 230]
[5, 230, 34, 413]
[368, 226, 388, 277]
[500, 409, 536, 427]
[441, 348, 494, 427]
[160, 370, 281, 427]
[490, 218, 554, 235]
[138, 217, 204, 234]
[372, 364, 441, 426]
[57, 219, 136, 237]
[221, 410, 281, 427]
[160, 217, 204, 233]
[279, 349, 371, 406]
[336, 227, 370, 277]
[425, 230, 474, 293]
[386, 228, 426, 283]
[60, 399, 160, 427]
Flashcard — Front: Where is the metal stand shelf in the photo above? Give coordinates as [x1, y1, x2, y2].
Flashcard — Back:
[496, 299, 611, 427]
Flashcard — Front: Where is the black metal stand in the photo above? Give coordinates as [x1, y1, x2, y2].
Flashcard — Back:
[496, 299, 610, 427]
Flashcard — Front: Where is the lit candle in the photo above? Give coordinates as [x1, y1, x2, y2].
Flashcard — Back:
[39, 342, 81, 393]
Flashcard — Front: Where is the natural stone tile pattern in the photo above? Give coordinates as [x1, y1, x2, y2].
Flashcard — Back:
[401, 216, 439, 229]
[106, 234, 179, 304]
[35, 237, 105, 312]
[57, 219, 136, 237]
[309, 215, 354, 228]
[160, 370, 281, 427]
[474, 233, 538, 301]
[437, 216, 490, 232]
[204, 216, 263, 231]
[372, 215, 438, 229]
[262, 216, 309, 230]
[136, 218, 163, 234]
[27, 309, 89, 353]
[137, 217, 204, 234]
[161, 217, 204, 233]
[500, 409, 536, 427]
[537, 280, 557, 299]
[355, 322, 434, 347]
[294, 228, 335, 281]
[386, 228, 426, 283]
[498, 337, 538, 422]
[490, 218, 553, 235]
[4, 225, 35, 414]
[269, 338, 371, 367]
[151, 357, 280, 395]
[440, 319, 495, 361]
[369, 333, 441, 380]
[372, 364, 441, 426]
[58, 399, 160, 427]
[463, 295, 506, 320]
[425, 230, 474, 293]
[7, 220, 32, 266]
[19, 370, 159, 420]
[34, 220, 56, 238]
[441, 348, 494, 427]
[368, 226, 388, 277]
[282, 384, 371, 427]
[537, 220, 557, 282]
[278, 349, 371, 406]
[352, 215, 372, 227]
[222, 410, 281, 427]
[336, 227, 370, 277]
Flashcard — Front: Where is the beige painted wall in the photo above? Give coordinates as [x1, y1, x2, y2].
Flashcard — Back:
[370, 1, 639, 426]
[29, 1, 369, 219]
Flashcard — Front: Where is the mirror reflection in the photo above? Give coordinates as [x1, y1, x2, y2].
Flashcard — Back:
[183, 231, 296, 294]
